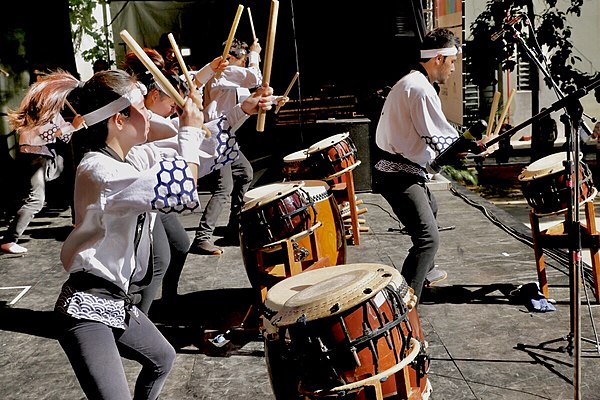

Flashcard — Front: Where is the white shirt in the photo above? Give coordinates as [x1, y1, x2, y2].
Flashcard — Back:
[148, 104, 250, 176]
[375, 70, 458, 168]
[203, 57, 262, 122]
[61, 144, 199, 293]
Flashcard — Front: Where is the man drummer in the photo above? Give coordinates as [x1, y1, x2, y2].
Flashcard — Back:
[374, 28, 474, 304]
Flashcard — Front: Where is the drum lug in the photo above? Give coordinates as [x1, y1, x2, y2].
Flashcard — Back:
[350, 346, 362, 367]
[293, 242, 310, 261]
[414, 349, 431, 381]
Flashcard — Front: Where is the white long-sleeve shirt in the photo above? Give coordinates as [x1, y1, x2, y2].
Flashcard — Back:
[61, 143, 199, 293]
[149, 104, 250, 176]
[203, 54, 262, 122]
[19, 113, 80, 156]
[375, 70, 459, 169]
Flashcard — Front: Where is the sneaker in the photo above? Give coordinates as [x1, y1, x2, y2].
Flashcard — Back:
[190, 240, 223, 255]
[424, 267, 447, 287]
[1, 242, 28, 254]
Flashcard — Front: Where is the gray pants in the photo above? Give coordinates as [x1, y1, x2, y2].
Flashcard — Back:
[138, 212, 191, 314]
[195, 151, 253, 242]
[1, 153, 46, 244]
[57, 311, 176, 400]
[379, 173, 440, 303]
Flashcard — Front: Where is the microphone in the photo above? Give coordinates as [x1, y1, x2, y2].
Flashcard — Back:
[491, 15, 524, 41]
[427, 119, 488, 173]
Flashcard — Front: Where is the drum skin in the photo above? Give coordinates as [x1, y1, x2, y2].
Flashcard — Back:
[262, 264, 430, 400]
[519, 152, 595, 215]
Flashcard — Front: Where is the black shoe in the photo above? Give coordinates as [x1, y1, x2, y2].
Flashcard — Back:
[189, 240, 223, 255]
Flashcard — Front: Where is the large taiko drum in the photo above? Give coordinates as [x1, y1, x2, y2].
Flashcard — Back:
[288, 180, 347, 267]
[306, 133, 359, 180]
[240, 182, 315, 250]
[262, 263, 431, 400]
[518, 152, 596, 215]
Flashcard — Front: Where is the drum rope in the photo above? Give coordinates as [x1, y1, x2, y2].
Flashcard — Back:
[300, 338, 423, 398]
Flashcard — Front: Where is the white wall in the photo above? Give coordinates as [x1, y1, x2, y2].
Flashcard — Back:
[465, 0, 600, 142]
[74, 4, 113, 81]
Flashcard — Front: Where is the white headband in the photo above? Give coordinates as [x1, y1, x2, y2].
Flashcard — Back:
[420, 46, 462, 59]
[80, 86, 144, 127]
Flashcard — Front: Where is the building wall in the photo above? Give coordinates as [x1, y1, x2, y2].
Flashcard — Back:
[465, 0, 600, 142]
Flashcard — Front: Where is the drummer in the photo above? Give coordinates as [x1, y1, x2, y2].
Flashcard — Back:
[374, 28, 488, 304]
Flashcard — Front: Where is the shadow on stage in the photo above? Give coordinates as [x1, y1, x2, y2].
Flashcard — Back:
[0, 305, 59, 339]
[419, 283, 571, 309]
[149, 288, 263, 357]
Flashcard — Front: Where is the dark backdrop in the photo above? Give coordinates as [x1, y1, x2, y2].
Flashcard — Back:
[172, 0, 424, 100]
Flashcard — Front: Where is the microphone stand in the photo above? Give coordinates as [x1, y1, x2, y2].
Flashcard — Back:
[494, 20, 600, 400]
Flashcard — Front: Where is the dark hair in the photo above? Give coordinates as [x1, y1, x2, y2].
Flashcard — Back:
[70, 69, 137, 153]
[226, 38, 248, 59]
[121, 48, 187, 97]
[420, 28, 460, 61]
[121, 49, 165, 86]
[93, 59, 110, 73]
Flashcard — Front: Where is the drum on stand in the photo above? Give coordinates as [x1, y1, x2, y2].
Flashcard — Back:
[262, 263, 431, 400]
[240, 181, 314, 250]
[518, 152, 596, 215]
[240, 182, 315, 291]
[282, 148, 314, 181]
[306, 132, 359, 180]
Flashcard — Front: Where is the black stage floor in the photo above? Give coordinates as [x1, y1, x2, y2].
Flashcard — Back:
[1, 175, 600, 400]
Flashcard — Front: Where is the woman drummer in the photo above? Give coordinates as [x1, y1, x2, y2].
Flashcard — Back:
[10, 68, 275, 399]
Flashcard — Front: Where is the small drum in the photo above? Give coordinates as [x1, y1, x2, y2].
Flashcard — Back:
[240, 182, 315, 250]
[518, 152, 596, 215]
[282, 149, 314, 181]
[306, 133, 359, 179]
[263, 263, 431, 400]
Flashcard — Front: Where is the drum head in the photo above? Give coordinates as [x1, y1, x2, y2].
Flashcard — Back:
[268, 263, 407, 328]
[283, 149, 310, 162]
[242, 182, 304, 212]
[307, 133, 350, 154]
[518, 152, 581, 181]
[285, 180, 329, 202]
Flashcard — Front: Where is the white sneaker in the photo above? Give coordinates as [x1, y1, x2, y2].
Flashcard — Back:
[1, 242, 28, 254]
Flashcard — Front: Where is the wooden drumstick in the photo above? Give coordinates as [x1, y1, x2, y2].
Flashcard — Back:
[247, 7, 257, 43]
[167, 33, 205, 113]
[274, 71, 299, 114]
[65, 100, 88, 129]
[486, 91, 501, 137]
[492, 88, 516, 137]
[256, 0, 279, 132]
[217, 4, 245, 79]
[121, 30, 210, 137]
[167, 33, 199, 97]
[120, 30, 186, 108]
